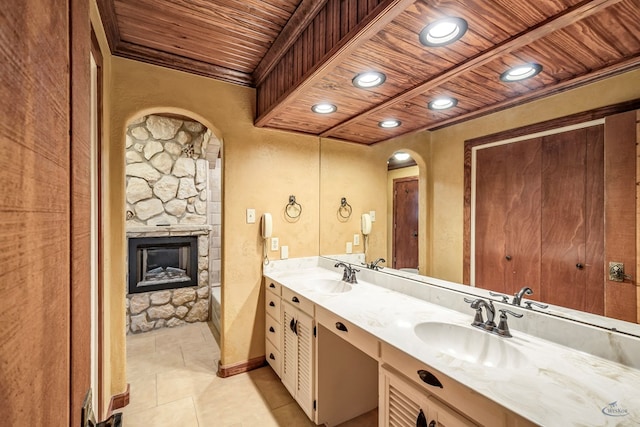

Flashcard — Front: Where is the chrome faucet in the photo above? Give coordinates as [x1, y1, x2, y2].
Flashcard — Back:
[362, 258, 386, 271]
[334, 262, 359, 284]
[512, 286, 533, 306]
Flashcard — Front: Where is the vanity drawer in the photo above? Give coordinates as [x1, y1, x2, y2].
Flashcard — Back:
[265, 279, 282, 295]
[316, 305, 379, 359]
[265, 289, 281, 321]
[265, 339, 281, 377]
[380, 342, 507, 427]
[282, 287, 314, 315]
[265, 313, 281, 349]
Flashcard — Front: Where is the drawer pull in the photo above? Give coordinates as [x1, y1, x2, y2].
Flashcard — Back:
[269, 283, 276, 288]
[269, 326, 275, 333]
[269, 353, 275, 360]
[291, 296, 300, 303]
[417, 369, 443, 388]
[416, 409, 428, 427]
[269, 301, 275, 307]
[335, 322, 348, 332]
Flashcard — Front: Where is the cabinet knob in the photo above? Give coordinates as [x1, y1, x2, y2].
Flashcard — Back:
[269, 301, 275, 307]
[291, 296, 300, 303]
[269, 353, 275, 360]
[505, 255, 512, 261]
[576, 263, 584, 269]
[335, 322, 348, 332]
[269, 326, 275, 333]
[417, 369, 443, 388]
[269, 283, 275, 288]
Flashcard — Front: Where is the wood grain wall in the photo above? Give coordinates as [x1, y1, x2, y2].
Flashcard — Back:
[0, 0, 91, 425]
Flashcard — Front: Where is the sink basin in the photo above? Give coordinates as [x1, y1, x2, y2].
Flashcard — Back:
[304, 278, 352, 294]
[414, 322, 529, 370]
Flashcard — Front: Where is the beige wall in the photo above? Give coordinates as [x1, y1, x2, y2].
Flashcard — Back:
[386, 165, 419, 265]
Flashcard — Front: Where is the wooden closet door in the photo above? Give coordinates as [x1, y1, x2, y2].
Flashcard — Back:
[540, 126, 604, 313]
[475, 138, 541, 297]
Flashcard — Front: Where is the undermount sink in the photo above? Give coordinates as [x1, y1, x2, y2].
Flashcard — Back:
[414, 322, 530, 370]
[304, 278, 353, 294]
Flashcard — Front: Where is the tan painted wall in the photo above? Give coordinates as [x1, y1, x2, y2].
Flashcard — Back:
[386, 165, 419, 265]
[427, 69, 640, 283]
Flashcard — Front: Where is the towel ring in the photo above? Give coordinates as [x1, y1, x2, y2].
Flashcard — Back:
[285, 195, 302, 219]
[338, 197, 352, 219]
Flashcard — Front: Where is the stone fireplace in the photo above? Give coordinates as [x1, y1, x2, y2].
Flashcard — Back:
[125, 114, 219, 334]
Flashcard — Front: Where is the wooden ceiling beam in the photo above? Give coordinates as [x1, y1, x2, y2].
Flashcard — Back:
[255, 0, 417, 127]
[96, 0, 120, 53]
[321, 0, 626, 138]
[253, 0, 330, 86]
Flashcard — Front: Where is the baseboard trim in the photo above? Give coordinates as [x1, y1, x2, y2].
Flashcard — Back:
[217, 356, 266, 378]
[106, 384, 130, 417]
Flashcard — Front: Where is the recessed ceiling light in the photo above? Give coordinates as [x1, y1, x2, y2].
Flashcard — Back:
[353, 71, 386, 89]
[311, 103, 337, 114]
[428, 97, 458, 110]
[379, 119, 401, 128]
[393, 152, 411, 161]
[500, 63, 543, 82]
[419, 17, 468, 47]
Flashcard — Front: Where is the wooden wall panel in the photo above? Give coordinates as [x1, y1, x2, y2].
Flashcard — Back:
[604, 111, 637, 322]
[71, 0, 92, 425]
[0, 0, 71, 425]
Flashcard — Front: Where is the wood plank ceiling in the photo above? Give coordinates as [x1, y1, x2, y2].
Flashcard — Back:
[98, 0, 640, 144]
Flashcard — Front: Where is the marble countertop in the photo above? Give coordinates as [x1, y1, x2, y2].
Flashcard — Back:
[265, 265, 640, 426]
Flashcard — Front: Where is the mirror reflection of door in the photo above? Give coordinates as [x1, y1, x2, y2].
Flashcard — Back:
[393, 177, 419, 270]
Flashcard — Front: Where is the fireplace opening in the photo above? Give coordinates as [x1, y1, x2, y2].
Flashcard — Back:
[128, 236, 198, 294]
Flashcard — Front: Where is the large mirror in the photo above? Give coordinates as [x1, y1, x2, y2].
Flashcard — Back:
[319, 75, 640, 337]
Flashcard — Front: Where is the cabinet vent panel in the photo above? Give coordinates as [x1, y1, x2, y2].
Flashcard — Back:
[389, 383, 421, 427]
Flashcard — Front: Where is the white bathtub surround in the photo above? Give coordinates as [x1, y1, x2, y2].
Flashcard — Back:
[264, 256, 640, 426]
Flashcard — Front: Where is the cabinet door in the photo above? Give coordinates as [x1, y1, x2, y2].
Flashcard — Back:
[380, 366, 476, 427]
[281, 302, 315, 421]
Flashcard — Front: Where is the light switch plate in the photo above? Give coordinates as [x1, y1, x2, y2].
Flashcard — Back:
[281, 246, 289, 259]
[346, 242, 353, 254]
[353, 234, 360, 246]
[246, 208, 256, 224]
[271, 237, 279, 251]
[369, 210, 376, 222]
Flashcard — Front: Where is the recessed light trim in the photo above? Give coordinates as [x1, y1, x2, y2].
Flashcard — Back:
[393, 152, 411, 161]
[419, 17, 468, 47]
[500, 63, 543, 82]
[311, 103, 337, 114]
[428, 97, 458, 110]
[379, 119, 401, 128]
[353, 71, 386, 89]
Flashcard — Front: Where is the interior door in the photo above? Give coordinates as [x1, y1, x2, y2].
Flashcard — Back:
[393, 177, 419, 270]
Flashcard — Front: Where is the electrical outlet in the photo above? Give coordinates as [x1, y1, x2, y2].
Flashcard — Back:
[246, 208, 256, 224]
[281, 246, 289, 259]
[369, 210, 376, 222]
[353, 234, 360, 246]
[346, 242, 353, 254]
[271, 237, 279, 251]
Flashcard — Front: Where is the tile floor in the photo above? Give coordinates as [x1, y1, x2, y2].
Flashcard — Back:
[117, 321, 377, 426]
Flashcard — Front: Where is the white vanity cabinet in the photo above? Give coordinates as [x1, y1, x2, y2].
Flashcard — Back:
[380, 365, 476, 427]
[264, 280, 282, 376]
[281, 290, 316, 421]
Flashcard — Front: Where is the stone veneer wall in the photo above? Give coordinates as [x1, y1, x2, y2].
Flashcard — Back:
[125, 114, 217, 333]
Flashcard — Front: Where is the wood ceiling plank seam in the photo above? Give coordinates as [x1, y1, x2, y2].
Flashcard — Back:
[114, 0, 281, 45]
[255, 0, 417, 127]
[581, 2, 640, 56]
[114, 40, 254, 86]
[319, 0, 626, 138]
[551, 23, 626, 67]
[254, 0, 330, 86]
[120, 32, 258, 72]
[96, 0, 121, 52]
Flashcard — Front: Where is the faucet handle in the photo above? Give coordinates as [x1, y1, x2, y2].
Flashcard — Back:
[524, 301, 549, 310]
[489, 291, 511, 303]
[464, 298, 485, 326]
[496, 309, 523, 338]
